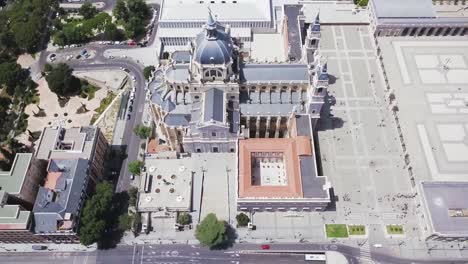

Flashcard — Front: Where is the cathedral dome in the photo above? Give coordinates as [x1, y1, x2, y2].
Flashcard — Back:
[194, 13, 233, 65]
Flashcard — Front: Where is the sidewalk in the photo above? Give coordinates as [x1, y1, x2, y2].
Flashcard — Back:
[0, 243, 96, 253]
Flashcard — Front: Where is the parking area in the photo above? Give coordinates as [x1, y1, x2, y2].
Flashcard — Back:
[47, 48, 97, 63]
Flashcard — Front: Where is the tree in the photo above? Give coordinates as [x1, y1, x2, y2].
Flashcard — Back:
[79, 1, 98, 19]
[128, 187, 138, 207]
[177, 212, 192, 226]
[103, 22, 122, 41]
[143, 66, 155, 80]
[113, 0, 129, 21]
[78, 182, 114, 246]
[0, 62, 26, 95]
[133, 124, 151, 139]
[113, 0, 150, 39]
[195, 213, 227, 248]
[128, 160, 143, 175]
[118, 213, 134, 231]
[235, 213, 250, 227]
[132, 212, 141, 234]
[43, 63, 53, 73]
[45, 63, 82, 97]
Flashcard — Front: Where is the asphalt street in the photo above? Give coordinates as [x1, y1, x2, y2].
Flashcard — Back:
[70, 60, 146, 192]
[1, 243, 468, 264]
[37, 3, 160, 192]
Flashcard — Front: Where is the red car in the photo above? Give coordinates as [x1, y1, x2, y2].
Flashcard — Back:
[261, 244, 270, 250]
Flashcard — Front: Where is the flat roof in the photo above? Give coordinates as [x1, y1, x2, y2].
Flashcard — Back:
[0, 205, 31, 230]
[159, 0, 272, 22]
[158, 27, 251, 39]
[422, 182, 468, 236]
[35, 126, 98, 161]
[238, 116, 329, 200]
[238, 137, 305, 199]
[0, 153, 32, 194]
[138, 157, 193, 212]
[372, 0, 436, 19]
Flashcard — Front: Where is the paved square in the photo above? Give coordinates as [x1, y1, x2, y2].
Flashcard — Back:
[378, 38, 468, 181]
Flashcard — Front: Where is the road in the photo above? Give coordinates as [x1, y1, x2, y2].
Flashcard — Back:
[1, 243, 467, 264]
[36, 4, 160, 192]
[70, 60, 146, 192]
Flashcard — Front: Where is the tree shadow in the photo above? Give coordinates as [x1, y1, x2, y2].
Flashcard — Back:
[316, 93, 344, 131]
[97, 191, 129, 249]
[210, 222, 238, 250]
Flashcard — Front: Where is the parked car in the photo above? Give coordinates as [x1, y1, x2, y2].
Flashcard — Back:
[127, 114, 131, 120]
[75, 54, 81, 59]
[128, 105, 133, 112]
[130, 174, 135, 180]
[48, 53, 56, 62]
[32, 245, 47, 250]
[261, 244, 270, 250]
[80, 49, 87, 56]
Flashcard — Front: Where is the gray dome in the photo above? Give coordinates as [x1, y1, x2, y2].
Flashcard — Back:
[194, 20, 233, 65]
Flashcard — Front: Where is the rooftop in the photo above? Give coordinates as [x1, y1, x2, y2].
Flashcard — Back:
[0, 153, 33, 194]
[0, 205, 31, 230]
[33, 158, 89, 233]
[138, 157, 193, 212]
[422, 182, 468, 237]
[159, 0, 272, 22]
[35, 126, 98, 161]
[372, 0, 436, 19]
[238, 115, 329, 200]
[240, 64, 310, 83]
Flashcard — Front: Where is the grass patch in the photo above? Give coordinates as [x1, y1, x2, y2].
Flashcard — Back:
[80, 83, 100, 101]
[348, 225, 366, 235]
[325, 224, 349, 238]
[386, 225, 404, 235]
[90, 91, 115, 125]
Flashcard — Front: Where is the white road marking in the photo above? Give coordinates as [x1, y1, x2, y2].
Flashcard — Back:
[140, 245, 145, 264]
[132, 244, 136, 264]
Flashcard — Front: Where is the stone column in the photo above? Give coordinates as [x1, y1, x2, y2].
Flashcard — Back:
[274, 117, 281, 138]
[265, 116, 272, 138]
[255, 117, 261, 138]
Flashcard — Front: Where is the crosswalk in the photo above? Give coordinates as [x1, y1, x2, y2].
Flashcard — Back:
[360, 243, 373, 262]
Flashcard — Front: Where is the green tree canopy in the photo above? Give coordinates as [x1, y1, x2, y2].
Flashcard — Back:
[128, 160, 143, 175]
[112, 0, 150, 39]
[235, 213, 250, 227]
[128, 187, 138, 207]
[79, 1, 98, 20]
[113, 0, 129, 21]
[0, 62, 27, 95]
[78, 182, 114, 246]
[133, 124, 151, 139]
[195, 213, 227, 248]
[177, 212, 192, 226]
[45, 63, 82, 97]
[143, 66, 155, 80]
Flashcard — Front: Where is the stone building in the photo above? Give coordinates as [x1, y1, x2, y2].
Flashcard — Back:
[150, 11, 328, 154]
[369, 0, 468, 37]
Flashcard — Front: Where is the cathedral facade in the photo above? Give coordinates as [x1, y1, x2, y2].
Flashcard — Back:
[149, 12, 328, 154]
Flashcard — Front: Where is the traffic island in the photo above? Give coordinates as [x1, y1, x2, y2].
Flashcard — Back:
[348, 225, 366, 236]
[325, 224, 349, 238]
[386, 225, 404, 235]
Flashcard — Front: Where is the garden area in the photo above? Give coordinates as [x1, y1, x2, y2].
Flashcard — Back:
[348, 225, 366, 236]
[386, 225, 404, 235]
[90, 91, 116, 124]
[325, 224, 349, 238]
